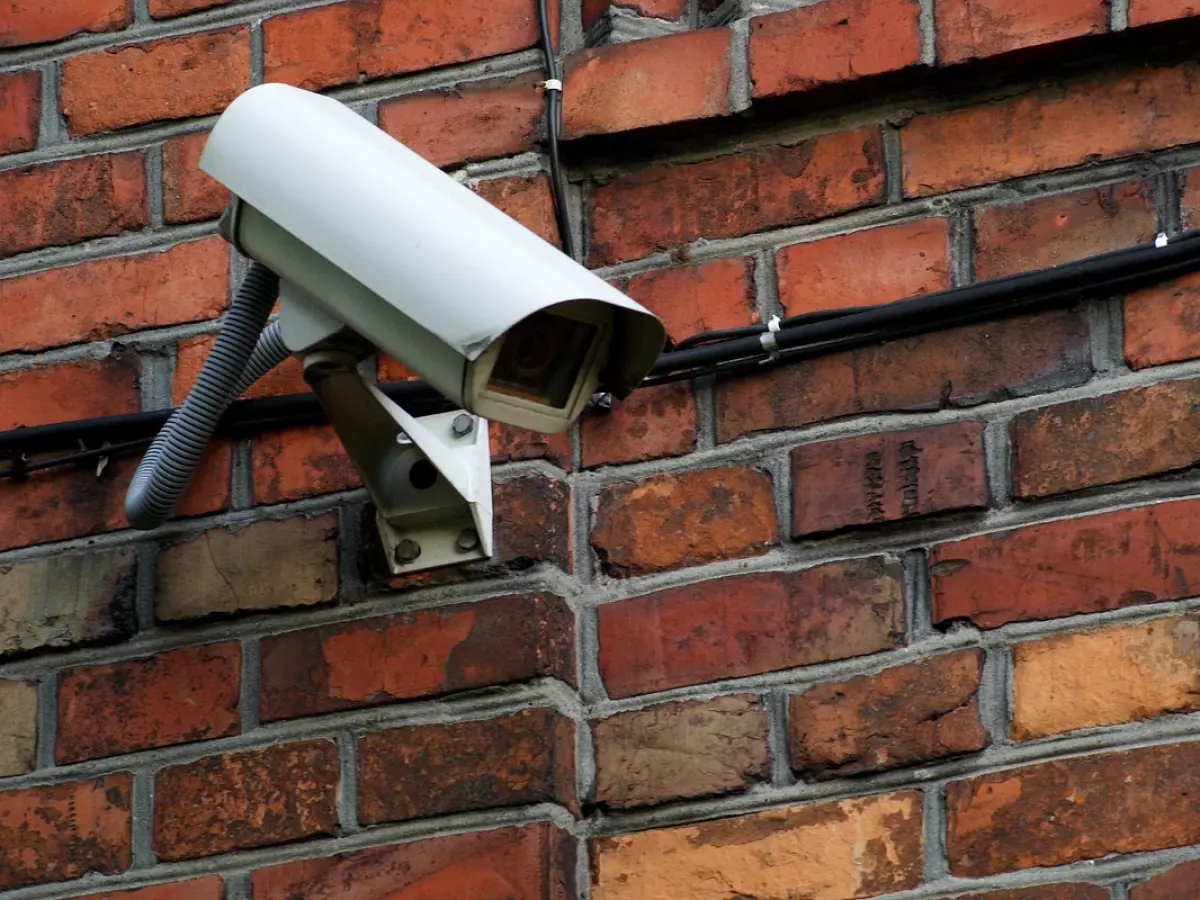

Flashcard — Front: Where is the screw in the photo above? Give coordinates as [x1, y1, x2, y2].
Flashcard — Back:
[395, 431, 413, 445]
[452, 414, 474, 437]
[455, 529, 480, 552]
[394, 539, 421, 564]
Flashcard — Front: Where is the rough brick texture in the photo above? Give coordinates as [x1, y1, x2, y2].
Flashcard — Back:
[622, 257, 758, 345]
[71, 879, 226, 900]
[580, 382, 696, 467]
[1131, 860, 1200, 898]
[162, 132, 229, 224]
[0, 680, 36, 777]
[0, 70, 39, 155]
[1, 0, 131, 48]
[1124, 271, 1200, 369]
[936, 0, 1109, 65]
[476, 174, 561, 246]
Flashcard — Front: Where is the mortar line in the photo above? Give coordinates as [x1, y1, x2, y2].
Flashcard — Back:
[882, 124, 905, 206]
[917, 0, 937, 65]
[238, 637, 260, 733]
[336, 500, 367, 605]
[575, 717, 597, 810]
[132, 0, 151, 24]
[575, 604, 608, 706]
[922, 784, 949, 882]
[1110, 881, 1131, 900]
[1157, 168, 1184, 234]
[229, 439, 254, 511]
[574, 835, 592, 900]
[337, 730, 361, 835]
[978, 646, 1012, 747]
[248, 20, 264, 88]
[946, 205, 975, 288]
[903, 548, 933, 643]
[727, 17, 752, 113]
[982, 418, 1014, 512]
[766, 689, 793, 787]
[134, 542, 159, 633]
[753, 247, 782, 320]
[34, 675, 56, 771]
[35, 61, 65, 149]
[147, 143, 165, 229]
[1111, 0, 1130, 31]
[222, 873, 251, 900]
[132, 769, 157, 868]
[692, 375, 717, 452]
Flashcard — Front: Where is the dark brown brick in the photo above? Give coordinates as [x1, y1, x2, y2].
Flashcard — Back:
[154, 740, 339, 861]
[358, 709, 575, 825]
[64, 878, 226, 900]
[1125, 271, 1200, 369]
[949, 887, 1107, 900]
[580, 381, 697, 468]
[947, 742, 1200, 876]
[260, 592, 574, 721]
[593, 695, 770, 808]
[789, 650, 987, 780]
[0, 70, 39, 154]
[1131, 860, 1200, 899]
[597, 559, 905, 698]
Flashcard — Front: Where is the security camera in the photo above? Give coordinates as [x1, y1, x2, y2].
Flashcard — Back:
[124, 83, 665, 576]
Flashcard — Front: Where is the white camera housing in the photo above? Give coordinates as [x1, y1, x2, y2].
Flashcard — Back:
[196, 84, 665, 575]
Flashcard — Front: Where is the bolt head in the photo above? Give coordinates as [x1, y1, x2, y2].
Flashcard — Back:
[452, 414, 475, 437]
[455, 528, 480, 552]
[394, 539, 421, 564]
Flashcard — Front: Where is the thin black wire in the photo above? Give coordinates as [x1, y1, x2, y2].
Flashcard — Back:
[537, 0, 576, 261]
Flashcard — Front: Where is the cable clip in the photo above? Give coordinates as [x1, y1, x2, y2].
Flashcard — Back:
[759, 315, 782, 364]
[542, 78, 563, 92]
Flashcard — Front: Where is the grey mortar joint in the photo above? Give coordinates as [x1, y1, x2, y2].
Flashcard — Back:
[946, 206, 975, 288]
[229, 441, 255, 511]
[922, 783, 950, 882]
[766, 689, 794, 787]
[728, 16, 752, 114]
[131, 769, 158, 868]
[249, 20, 264, 87]
[693, 374, 718, 451]
[238, 638, 261, 732]
[135, 541, 160, 633]
[918, 0, 936, 66]
[882, 125, 905, 205]
[575, 605, 610, 706]
[223, 872, 252, 900]
[35, 61, 67, 149]
[147, 143, 165, 229]
[337, 730, 361, 835]
[1111, 0, 1130, 31]
[1085, 296, 1129, 378]
[575, 717, 597, 808]
[34, 676, 56, 771]
[982, 419, 1014, 512]
[903, 548, 934, 642]
[978, 646, 1013, 746]
[1154, 169, 1183, 235]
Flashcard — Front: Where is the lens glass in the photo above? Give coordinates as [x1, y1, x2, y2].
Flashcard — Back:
[486, 312, 598, 408]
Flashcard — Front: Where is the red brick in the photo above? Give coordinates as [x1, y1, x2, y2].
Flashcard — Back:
[1130, 0, 1200, 26]
[149, 0, 231, 17]
[251, 824, 575, 899]
[172, 332, 307, 403]
[936, 0, 1108, 65]
[931, 498, 1200, 628]
[949, 888, 1107, 900]
[593, 695, 770, 808]
[0, 240, 228, 353]
[591, 792, 923, 898]
[1, 0, 131, 48]
[750, 0, 922, 99]
[592, 466, 777, 577]
[1012, 378, 1200, 497]
[251, 425, 358, 505]
[792, 422, 987, 536]
[0, 70, 39, 155]
[597, 559, 904, 698]
[580, 382, 696, 468]
[622, 257, 758, 346]
[902, 65, 1200, 197]
[947, 741, 1200, 876]
[0, 152, 146, 256]
[380, 80, 544, 168]
[154, 740, 338, 861]
[583, 0, 688, 28]
[564, 29, 731, 138]
[156, 514, 338, 621]
[589, 128, 885, 266]
[57, 643, 240, 763]
[163, 131, 228, 224]
[0, 355, 139, 430]
[491, 420, 572, 468]
[975, 181, 1157, 279]
[61, 28, 249, 137]
[718, 309, 1090, 440]
[260, 592, 574, 720]
[778, 219, 950, 316]
[790, 650, 986, 780]
[358, 709, 576, 825]
[0, 775, 131, 890]
[264, 0, 547, 92]
[0, 680, 36, 776]
[1124, 271, 1200, 369]
[1132, 860, 1200, 899]
[66, 878, 225, 900]
[475, 174, 560, 246]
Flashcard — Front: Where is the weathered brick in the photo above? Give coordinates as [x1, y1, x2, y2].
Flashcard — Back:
[901, 65, 1200, 197]
[949, 888, 1107, 900]
[1124, 271, 1200, 369]
[1012, 378, 1200, 497]
[932, 499, 1200, 628]
[790, 650, 986, 780]
[591, 792, 923, 899]
[592, 466, 778, 577]
[491, 420, 572, 468]
[597, 559, 904, 698]
[718, 309, 1090, 440]
[622, 257, 757, 346]
[0, 775, 131, 890]
[251, 425, 358, 505]
[593, 695, 770, 808]
[0, 680, 36, 776]
[0, 152, 146, 256]
[974, 181, 1157, 280]
[475, 174, 560, 246]
[750, 0, 921, 99]
[564, 29, 730, 138]
[149, 0, 231, 17]
[61, 28, 249, 136]
[251, 824, 575, 899]
[792, 422, 987, 536]
[1129, 0, 1200, 26]
[1, 0, 131, 48]
[260, 592, 574, 720]
[0, 551, 136, 658]
[0, 240, 228, 353]
[1131, 860, 1200, 899]
[580, 382, 696, 468]
[57, 643, 241, 763]
[380, 80, 543, 168]
[64, 878, 226, 900]
[172, 332, 307, 403]
[162, 132, 228, 224]
[264, 0, 547, 92]
[589, 128, 884, 266]
[947, 742, 1200, 876]
[156, 514, 338, 621]
[0, 70, 39, 154]
[583, 0, 687, 28]
[1012, 615, 1200, 740]
[777, 218, 950, 316]
[358, 709, 576, 825]
[936, 0, 1108, 65]
[0, 356, 140, 430]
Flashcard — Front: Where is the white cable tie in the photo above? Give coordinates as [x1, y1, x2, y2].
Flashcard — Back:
[1156, 232, 1169, 248]
[759, 315, 782, 364]
[542, 78, 563, 92]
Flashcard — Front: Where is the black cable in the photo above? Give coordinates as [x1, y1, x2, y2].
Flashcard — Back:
[537, 0, 576, 261]
[671, 305, 876, 350]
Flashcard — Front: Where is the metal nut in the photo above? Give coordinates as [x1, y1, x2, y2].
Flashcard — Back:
[455, 528, 480, 552]
[394, 539, 421, 564]
[452, 414, 475, 437]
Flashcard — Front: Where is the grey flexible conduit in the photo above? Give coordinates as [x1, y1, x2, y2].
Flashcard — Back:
[125, 263, 284, 530]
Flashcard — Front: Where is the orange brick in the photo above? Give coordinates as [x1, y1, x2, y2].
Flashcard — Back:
[475, 173, 560, 246]
[1, 0, 130, 48]
[0, 70, 39, 155]
[1129, 0, 1200, 25]
[162, 131, 228, 224]
[250, 424, 359, 504]
[0, 356, 139, 430]
[583, 0, 687, 28]
[579, 382, 696, 468]
[490, 420, 572, 468]
[777, 218, 950, 315]
[1124, 270, 1200, 369]
[172, 332, 307, 404]
[60, 28, 249, 137]
[64, 879, 225, 900]
[936, 0, 1108, 65]
[623, 257, 757, 345]
[149, 0, 231, 16]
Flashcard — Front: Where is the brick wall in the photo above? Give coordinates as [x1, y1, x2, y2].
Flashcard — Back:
[3, 0, 1200, 897]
